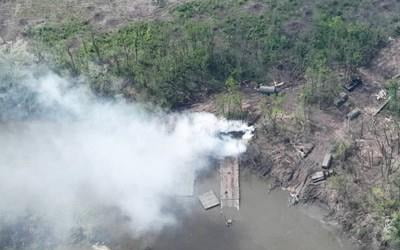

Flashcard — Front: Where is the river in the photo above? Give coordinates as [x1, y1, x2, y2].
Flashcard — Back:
[150, 167, 357, 250]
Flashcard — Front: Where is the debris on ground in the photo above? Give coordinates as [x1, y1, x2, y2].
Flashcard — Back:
[92, 244, 111, 250]
[288, 191, 300, 206]
[392, 73, 400, 80]
[225, 218, 233, 227]
[294, 143, 314, 158]
[333, 92, 348, 107]
[198, 190, 220, 210]
[325, 169, 334, 177]
[346, 108, 361, 120]
[375, 89, 387, 101]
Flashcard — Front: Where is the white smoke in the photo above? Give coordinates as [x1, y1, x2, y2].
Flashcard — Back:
[0, 65, 253, 245]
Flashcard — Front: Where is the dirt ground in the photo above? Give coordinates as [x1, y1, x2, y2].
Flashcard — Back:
[372, 39, 400, 79]
[0, 0, 188, 41]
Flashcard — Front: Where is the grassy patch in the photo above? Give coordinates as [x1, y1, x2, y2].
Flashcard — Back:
[27, 0, 388, 108]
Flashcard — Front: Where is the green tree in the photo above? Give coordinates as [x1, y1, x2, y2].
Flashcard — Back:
[312, 16, 383, 77]
[302, 59, 340, 108]
[217, 75, 244, 119]
[262, 94, 285, 134]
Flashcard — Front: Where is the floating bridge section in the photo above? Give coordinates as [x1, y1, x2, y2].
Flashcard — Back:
[220, 157, 240, 210]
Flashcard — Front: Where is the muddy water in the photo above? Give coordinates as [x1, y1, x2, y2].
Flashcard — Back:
[151, 168, 357, 250]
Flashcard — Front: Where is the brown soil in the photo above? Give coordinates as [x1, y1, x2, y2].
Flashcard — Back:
[0, 0, 189, 41]
[372, 39, 400, 79]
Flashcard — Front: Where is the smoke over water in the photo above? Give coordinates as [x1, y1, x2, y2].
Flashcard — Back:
[0, 63, 253, 247]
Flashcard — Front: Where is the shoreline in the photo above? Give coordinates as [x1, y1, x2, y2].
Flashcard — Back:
[147, 165, 357, 250]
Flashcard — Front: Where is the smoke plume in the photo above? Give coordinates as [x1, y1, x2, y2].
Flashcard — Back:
[0, 62, 252, 247]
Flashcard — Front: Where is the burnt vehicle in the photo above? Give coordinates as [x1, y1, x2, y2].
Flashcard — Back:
[343, 77, 362, 92]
